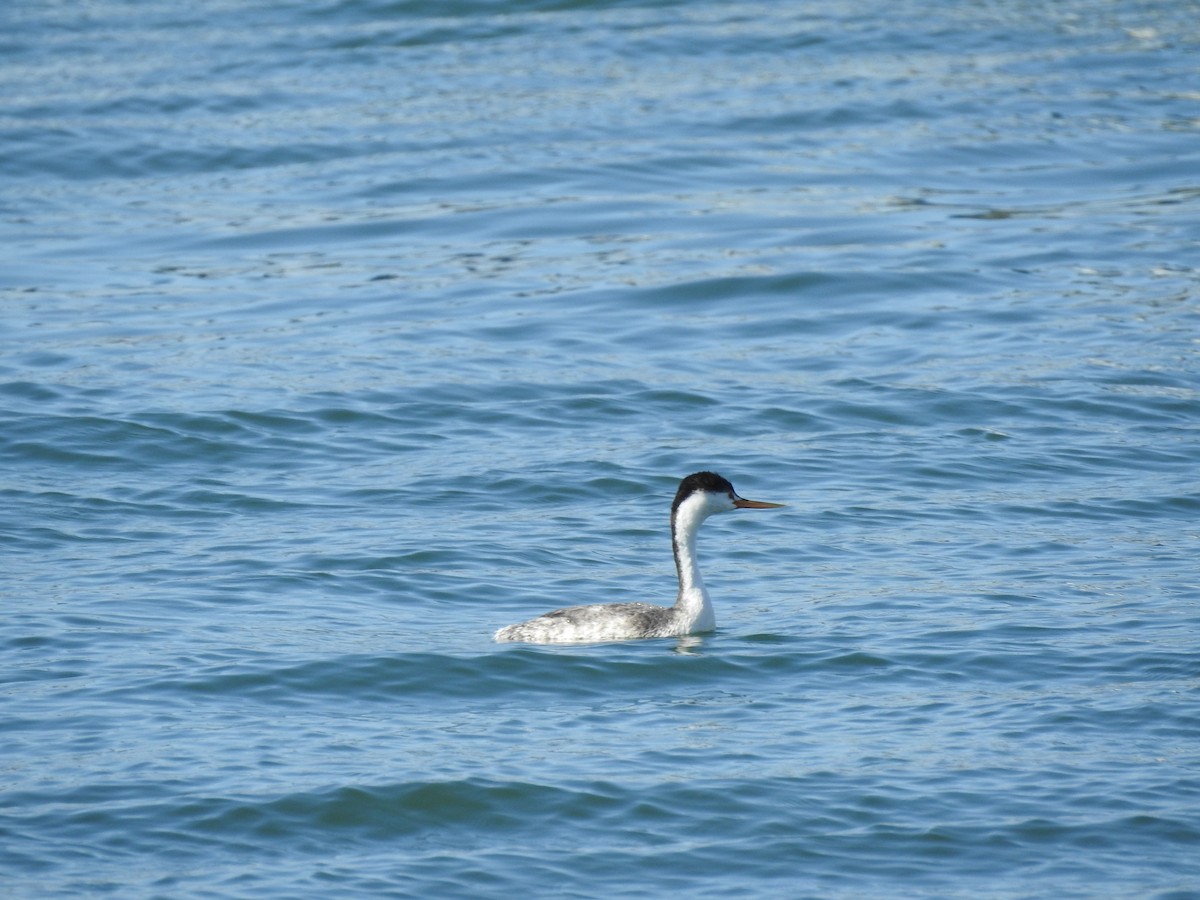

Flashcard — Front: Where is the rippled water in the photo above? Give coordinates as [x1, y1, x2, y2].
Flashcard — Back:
[3, 0, 1199, 897]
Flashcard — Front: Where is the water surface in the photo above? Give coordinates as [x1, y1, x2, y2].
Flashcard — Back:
[3, 0, 1199, 897]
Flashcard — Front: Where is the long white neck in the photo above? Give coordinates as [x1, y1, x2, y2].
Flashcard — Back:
[671, 493, 716, 632]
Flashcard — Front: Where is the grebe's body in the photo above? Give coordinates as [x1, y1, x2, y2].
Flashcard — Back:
[494, 471, 783, 644]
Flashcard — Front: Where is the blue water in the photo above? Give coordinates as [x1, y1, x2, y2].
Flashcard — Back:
[3, 0, 1199, 896]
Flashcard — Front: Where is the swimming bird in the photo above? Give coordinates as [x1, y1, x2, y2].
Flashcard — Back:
[494, 471, 784, 643]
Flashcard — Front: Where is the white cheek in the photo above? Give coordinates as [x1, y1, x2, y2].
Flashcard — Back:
[676, 491, 736, 527]
[703, 492, 737, 516]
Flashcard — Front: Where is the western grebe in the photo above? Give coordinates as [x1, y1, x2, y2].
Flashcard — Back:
[494, 471, 784, 643]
